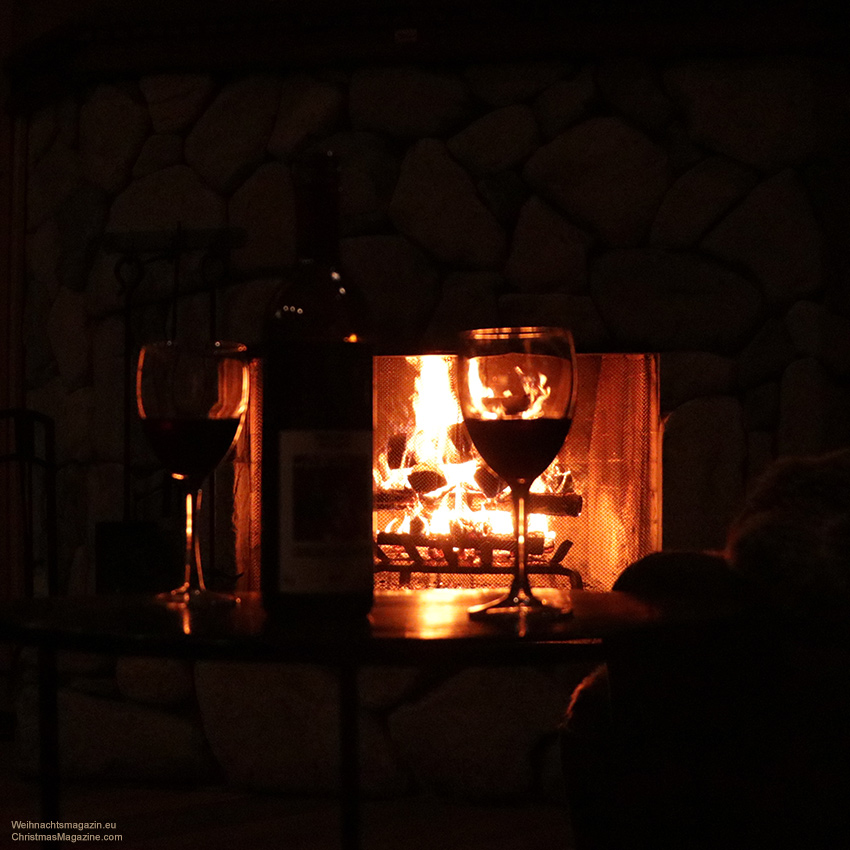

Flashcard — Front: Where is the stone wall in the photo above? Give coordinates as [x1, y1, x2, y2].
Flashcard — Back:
[17, 54, 850, 799]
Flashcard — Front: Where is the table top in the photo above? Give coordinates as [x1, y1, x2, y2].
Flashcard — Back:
[0, 588, 682, 665]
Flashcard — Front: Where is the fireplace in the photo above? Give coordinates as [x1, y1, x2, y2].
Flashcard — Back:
[236, 350, 660, 596]
[373, 352, 659, 592]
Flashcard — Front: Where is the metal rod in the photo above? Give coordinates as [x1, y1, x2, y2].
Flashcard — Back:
[169, 242, 180, 341]
[122, 273, 134, 522]
[206, 244, 219, 586]
[43, 415, 58, 595]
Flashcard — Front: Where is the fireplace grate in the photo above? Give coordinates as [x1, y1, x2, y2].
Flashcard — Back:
[374, 529, 583, 590]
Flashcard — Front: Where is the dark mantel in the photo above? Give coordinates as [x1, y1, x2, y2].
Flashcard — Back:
[5, 0, 848, 113]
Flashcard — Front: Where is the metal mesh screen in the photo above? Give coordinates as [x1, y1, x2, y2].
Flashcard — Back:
[373, 353, 660, 592]
[235, 353, 660, 593]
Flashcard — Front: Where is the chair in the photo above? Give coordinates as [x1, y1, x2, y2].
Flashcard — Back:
[563, 602, 850, 849]
[562, 552, 767, 849]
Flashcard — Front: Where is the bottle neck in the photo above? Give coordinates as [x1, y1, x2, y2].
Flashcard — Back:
[293, 152, 341, 264]
[295, 196, 339, 262]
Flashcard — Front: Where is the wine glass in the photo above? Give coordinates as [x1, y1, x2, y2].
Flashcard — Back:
[456, 327, 577, 622]
[136, 340, 249, 607]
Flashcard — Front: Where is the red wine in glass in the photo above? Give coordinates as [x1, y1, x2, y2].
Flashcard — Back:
[142, 418, 241, 487]
[137, 340, 248, 608]
[464, 418, 573, 487]
[457, 327, 577, 622]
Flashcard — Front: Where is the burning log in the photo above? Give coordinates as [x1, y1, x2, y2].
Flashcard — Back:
[374, 489, 582, 516]
[448, 422, 475, 462]
[387, 433, 408, 469]
[527, 492, 583, 516]
[377, 530, 547, 555]
[474, 465, 505, 498]
[407, 463, 447, 493]
[384, 419, 475, 475]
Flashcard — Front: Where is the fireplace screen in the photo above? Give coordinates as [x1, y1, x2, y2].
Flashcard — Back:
[373, 353, 660, 592]
[234, 352, 660, 594]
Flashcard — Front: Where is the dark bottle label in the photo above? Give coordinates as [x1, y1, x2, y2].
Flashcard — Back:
[262, 339, 374, 599]
[276, 429, 373, 593]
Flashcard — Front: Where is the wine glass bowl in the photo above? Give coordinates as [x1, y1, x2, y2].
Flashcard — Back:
[137, 340, 249, 607]
[456, 327, 577, 622]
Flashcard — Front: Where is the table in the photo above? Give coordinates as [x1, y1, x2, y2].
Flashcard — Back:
[0, 588, 673, 849]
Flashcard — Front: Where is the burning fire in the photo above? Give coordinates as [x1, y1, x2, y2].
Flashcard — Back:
[374, 355, 572, 562]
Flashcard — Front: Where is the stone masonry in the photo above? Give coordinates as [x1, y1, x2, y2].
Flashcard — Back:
[17, 55, 850, 800]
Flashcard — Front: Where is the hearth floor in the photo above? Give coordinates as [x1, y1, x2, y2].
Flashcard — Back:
[0, 733, 575, 850]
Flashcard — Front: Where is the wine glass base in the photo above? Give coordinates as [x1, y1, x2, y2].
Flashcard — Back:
[468, 591, 572, 623]
[157, 588, 238, 609]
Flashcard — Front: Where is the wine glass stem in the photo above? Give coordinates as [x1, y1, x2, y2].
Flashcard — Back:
[183, 487, 207, 594]
[511, 482, 533, 600]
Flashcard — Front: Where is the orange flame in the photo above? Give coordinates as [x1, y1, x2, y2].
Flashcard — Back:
[377, 355, 564, 550]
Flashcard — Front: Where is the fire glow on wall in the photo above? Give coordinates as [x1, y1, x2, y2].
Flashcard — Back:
[236, 352, 661, 594]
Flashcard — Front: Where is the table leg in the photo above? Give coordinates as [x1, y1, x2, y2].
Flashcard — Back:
[37, 645, 60, 819]
[338, 660, 360, 850]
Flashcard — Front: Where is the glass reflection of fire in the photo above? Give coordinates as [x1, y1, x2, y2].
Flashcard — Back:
[373, 355, 582, 590]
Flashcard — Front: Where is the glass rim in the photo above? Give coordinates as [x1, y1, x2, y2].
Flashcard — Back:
[458, 326, 574, 341]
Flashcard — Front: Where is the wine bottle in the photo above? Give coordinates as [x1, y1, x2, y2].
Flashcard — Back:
[261, 150, 374, 618]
